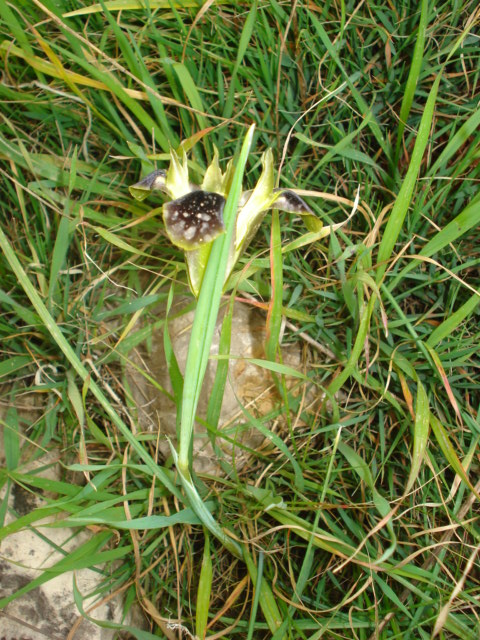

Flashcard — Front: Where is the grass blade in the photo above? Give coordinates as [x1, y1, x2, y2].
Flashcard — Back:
[47, 214, 71, 307]
[405, 381, 430, 495]
[394, 0, 429, 164]
[244, 546, 283, 637]
[265, 209, 283, 363]
[326, 295, 375, 396]
[195, 531, 213, 640]
[377, 72, 442, 282]
[246, 550, 265, 640]
[309, 12, 388, 157]
[0, 531, 120, 609]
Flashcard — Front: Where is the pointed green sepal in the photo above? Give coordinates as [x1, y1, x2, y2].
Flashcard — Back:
[202, 146, 224, 194]
[166, 148, 190, 199]
[235, 149, 276, 254]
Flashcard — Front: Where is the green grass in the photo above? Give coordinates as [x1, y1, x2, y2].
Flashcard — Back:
[1, 1, 479, 638]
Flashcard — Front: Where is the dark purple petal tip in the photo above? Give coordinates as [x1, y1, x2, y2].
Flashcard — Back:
[274, 189, 313, 214]
[163, 190, 226, 250]
[135, 169, 167, 191]
[129, 170, 167, 200]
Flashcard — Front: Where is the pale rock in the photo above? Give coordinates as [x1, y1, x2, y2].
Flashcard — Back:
[0, 388, 138, 640]
[125, 297, 311, 474]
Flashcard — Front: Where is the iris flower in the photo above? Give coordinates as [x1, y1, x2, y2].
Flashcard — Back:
[130, 147, 318, 296]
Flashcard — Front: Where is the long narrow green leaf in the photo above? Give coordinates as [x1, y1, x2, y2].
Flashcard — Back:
[3, 407, 20, 471]
[173, 62, 208, 132]
[297, 114, 377, 169]
[373, 573, 412, 618]
[405, 381, 430, 494]
[195, 532, 213, 640]
[94, 227, 153, 257]
[0, 355, 33, 378]
[216, 356, 310, 381]
[175, 125, 255, 556]
[0, 290, 39, 327]
[413, 192, 480, 261]
[65, 49, 170, 151]
[206, 297, 234, 430]
[243, 546, 283, 636]
[338, 440, 396, 561]
[247, 550, 265, 640]
[163, 284, 184, 421]
[236, 400, 304, 489]
[0, 2, 34, 55]
[377, 73, 442, 282]
[173, 450, 242, 557]
[394, 0, 429, 163]
[61, 506, 203, 529]
[178, 125, 255, 467]
[64, 0, 212, 17]
[265, 209, 283, 363]
[95, 0, 176, 145]
[326, 295, 375, 396]
[48, 215, 71, 306]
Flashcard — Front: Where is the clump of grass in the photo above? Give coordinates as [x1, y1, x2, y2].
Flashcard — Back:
[1, 1, 479, 639]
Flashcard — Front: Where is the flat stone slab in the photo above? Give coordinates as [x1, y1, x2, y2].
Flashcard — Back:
[0, 391, 138, 640]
